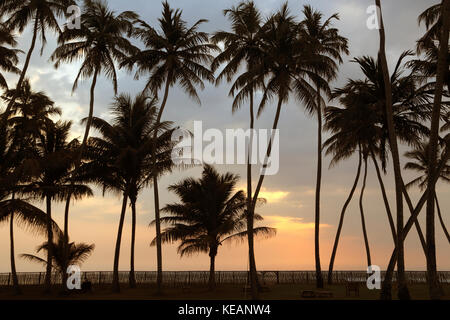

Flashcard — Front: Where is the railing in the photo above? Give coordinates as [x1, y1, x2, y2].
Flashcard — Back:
[1, 271, 449, 287]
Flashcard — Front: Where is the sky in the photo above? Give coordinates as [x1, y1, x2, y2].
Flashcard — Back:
[0, 0, 449, 273]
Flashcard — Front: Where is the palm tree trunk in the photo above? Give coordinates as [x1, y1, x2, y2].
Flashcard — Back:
[44, 195, 53, 293]
[247, 89, 259, 299]
[208, 247, 217, 291]
[10, 195, 21, 295]
[129, 199, 137, 288]
[381, 149, 450, 299]
[3, 16, 39, 118]
[152, 76, 171, 295]
[112, 189, 129, 293]
[314, 88, 324, 289]
[359, 157, 371, 267]
[370, 150, 396, 242]
[251, 96, 283, 218]
[375, 0, 410, 300]
[425, 0, 450, 300]
[327, 151, 362, 284]
[61, 68, 99, 289]
[435, 195, 450, 243]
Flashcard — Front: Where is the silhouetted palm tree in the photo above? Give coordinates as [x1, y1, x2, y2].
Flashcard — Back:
[80, 93, 175, 292]
[405, 142, 450, 243]
[20, 120, 92, 290]
[0, 0, 76, 116]
[121, 1, 217, 293]
[423, 0, 449, 300]
[299, 4, 348, 289]
[0, 22, 21, 90]
[324, 90, 378, 283]
[21, 230, 94, 284]
[211, 0, 264, 298]
[153, 165, 275, 290]
[50, 0, 137, 276]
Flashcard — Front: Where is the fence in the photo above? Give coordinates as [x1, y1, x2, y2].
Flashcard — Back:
[1, 271, 449, 287]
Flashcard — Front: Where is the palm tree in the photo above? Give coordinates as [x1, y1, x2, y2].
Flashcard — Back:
[0, 0, 76, 117]
[405, 142, 450, 243]
[417, 2, 446, 53]
[50, 0, 137, 274]
[423, 0, 449, 300]
[211, 0, 264, 298]
[3, 81, 66, 292]
[324, 90, 379, 283]
[153, 165, 275, 290]
[80, 93, 175, 292]
[121, 1, 218, 293]
[20, 120, 93, 290]
[299, 4, 348, 289]
[0, 115, 57, 295]
[375, 0, 416, 300]
[0, 22, 21, 90]
[21, 231, 95, 284]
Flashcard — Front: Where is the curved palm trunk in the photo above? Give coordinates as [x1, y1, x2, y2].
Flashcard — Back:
[251, 96, 283, 217]
[112, 189, 130, 292]
[44, 196, 53, 293]
[375, 0, 410, 300]
[425, 0, 450, 300]
[370, 150, 396, 242]
[247, 90, 259, 299]
[327, 151, 362, 284]
[61, 69, 99, 289]
[3, 17, 38, 119]
[129, 199, 137, 288]
[151, 76, 171, 295]
[314, 88, 324, 289]
[359, 157, 371, 267]
[10, 208, 21, 295]
[435, 195, 450, 244]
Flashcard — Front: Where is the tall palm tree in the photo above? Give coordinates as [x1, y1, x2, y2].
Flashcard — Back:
[424, 0, 450, 300]
[3, 81, 67, 292]
[153, 165, 275, 290]
[0, 115, 58, 295]
[404, 142, 450, 243]
[20, 120, 93, 290]
[324, 89, 379, 283]
[0, 22, 21, 90]
[299, 4, 348, 289]
[80, 93, 175, 292]
[0, 0, 76, 117]
[211, 0, 264, 298]
[121, 1, 218, 293]
[50, 0, 137, 273]
[375, 0, 413, 300]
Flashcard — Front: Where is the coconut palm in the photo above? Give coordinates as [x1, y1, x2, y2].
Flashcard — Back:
[19, 120, 93, 290]
[153, 165, 275, 290]
[50, 0, 138, 274]
[0, 0, 76, 117]
[0, 116, 58, 295]
[211, 0, 264, 298]
[324, 88, 380, 284]
[21, 231, 95, 284]
[79, 93, 175, 292]
[231, 6, 330, 291]
[120, 1, 218, 293]
[298, 4, 348, 289]
[417, 2, 446, 53]
[423, 0, 450, 300]
[405, 142, 450, 243]
[0, 22, 21, 90]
